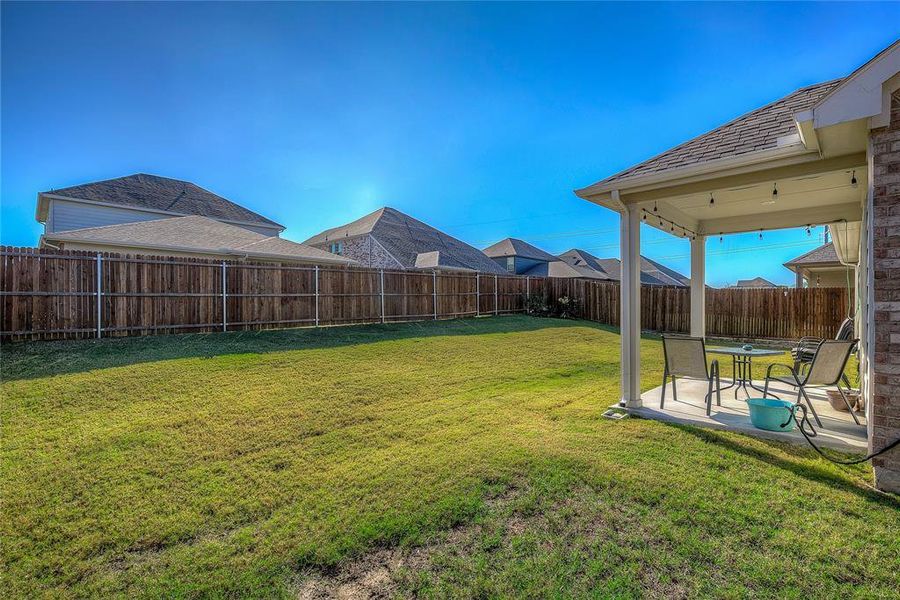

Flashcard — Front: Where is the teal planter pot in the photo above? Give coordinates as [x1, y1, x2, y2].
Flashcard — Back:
[747, 398, 796, 432]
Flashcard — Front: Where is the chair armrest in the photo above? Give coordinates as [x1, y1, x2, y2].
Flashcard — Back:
[765, 362, 798, 381]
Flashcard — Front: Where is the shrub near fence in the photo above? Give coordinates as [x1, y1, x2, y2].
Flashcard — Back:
[0, 246, 848, 342]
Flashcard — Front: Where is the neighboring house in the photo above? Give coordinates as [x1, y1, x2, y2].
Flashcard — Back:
[731, 277, 780, 288]
[483, 238, 559, 274]
[784, 242, 853, 288]
[41, 216, 354, 265]
[36, 173, 284, 237]
[557, 249, 690, 286]
[304, 207, 506, 273]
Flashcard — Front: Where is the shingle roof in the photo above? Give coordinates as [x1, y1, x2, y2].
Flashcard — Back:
[304, 207, 507, 273]
[44, 173, 283, 229]
[734, 277, 779, 288]
[783, 242, 840, 268]
[483, 238, 558, 262]
[556, 249, 689, 287]
[589, 79, 844, 187]
[44, 216, 352, 264]
[521, 260, 614, 280]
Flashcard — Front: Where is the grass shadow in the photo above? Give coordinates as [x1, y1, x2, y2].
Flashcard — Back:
[667, 421, 899, 506]
[1, 315, 615, 381]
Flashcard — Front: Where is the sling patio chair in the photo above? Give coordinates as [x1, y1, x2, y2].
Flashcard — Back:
[763, 339, 859, 429]
[660, 336, 721, 416]
[791, 317, 855, 383]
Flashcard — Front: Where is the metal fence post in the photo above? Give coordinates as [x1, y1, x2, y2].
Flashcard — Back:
[96, 253, 102, 338]
[433, 270, 438, 320]
[494, 274, 498, 315]
[525, 276, 529, 314]
[476, 273, 480, 316]
[315, 265, 320, 327]
[221, 260, 227, 332]
[380, 269, 385, 323]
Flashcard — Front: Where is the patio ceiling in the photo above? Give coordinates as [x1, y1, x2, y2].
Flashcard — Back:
[577, 149, 867, 237]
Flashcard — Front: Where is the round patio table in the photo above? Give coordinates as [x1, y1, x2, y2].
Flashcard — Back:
[706, 346, 784, 399]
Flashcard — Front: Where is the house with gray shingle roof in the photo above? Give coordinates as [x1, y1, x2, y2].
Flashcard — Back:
[783, 240, 853, 289]
[304, 207, 506, 273]
[557, 249, 690, 287]
[483, 238, 559, 274]
[41, 215, 353, 265]
[36, 173, 284, 237]
[731, 277, 781, 288]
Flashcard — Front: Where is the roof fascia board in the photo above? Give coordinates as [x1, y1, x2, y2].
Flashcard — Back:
[38, 192, 286, 232]
[575, 143, 814, 199]
[812, 41, 900, 129]
[793, 110, 820, 151]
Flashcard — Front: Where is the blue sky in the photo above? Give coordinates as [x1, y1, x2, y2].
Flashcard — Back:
[2, 2, 898, 286]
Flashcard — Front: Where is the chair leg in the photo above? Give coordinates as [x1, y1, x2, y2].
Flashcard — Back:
[837, 385, 861, 426]
[763, 377, 770, 399]
[715, 365, 721, 406]
[660, 368, 667, 409]
[840, 373, 852, 390]
[671, 376, 678, 403]
[706, 376, 713, 416]
[799, 386, 823, 428]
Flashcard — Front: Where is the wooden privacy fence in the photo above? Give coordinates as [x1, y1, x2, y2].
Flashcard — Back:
[1, 246, 848, 342]
[0, 247, 534, 341]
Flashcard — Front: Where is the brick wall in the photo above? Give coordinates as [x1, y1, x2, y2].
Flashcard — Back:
[870, 90, 900, 493]
[312, 235, 402, 270]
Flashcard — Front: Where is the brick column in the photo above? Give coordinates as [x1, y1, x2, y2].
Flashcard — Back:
[870, 90, 900, 493]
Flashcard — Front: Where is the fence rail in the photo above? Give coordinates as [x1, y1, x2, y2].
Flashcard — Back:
[0, 246, 848, 342]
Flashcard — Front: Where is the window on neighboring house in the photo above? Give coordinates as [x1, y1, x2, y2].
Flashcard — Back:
[506, 257, 515, 273]
[329, 241, 343, 256]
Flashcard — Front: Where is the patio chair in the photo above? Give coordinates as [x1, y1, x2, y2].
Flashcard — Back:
[791, 317, 855, 384]
[763, 339, 859, 429]
[660, 336, 721, 416]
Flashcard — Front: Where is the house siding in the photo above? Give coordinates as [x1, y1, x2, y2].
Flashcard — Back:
[870, 90, 900, 493]
[47, 198, 282, 237]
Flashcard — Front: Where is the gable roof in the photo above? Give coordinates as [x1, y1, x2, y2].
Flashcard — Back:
[556, 249, 689, 287]
[38, 173, 283, 230]
[579, 78, 843, 191]
[734, 277, 779, 288]
[304, 207, 507, 273]
[483, 238, 558, 262]
[783, 242, 841, 269]
[43, 215, 352, 264]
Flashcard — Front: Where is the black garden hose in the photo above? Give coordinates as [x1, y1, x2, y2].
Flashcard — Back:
[780, 403, 900, 465]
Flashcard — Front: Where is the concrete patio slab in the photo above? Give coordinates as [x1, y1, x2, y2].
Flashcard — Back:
[630, 378, 867, 452]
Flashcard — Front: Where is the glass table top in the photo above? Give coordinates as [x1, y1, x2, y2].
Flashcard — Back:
[706, 347, 784, 357]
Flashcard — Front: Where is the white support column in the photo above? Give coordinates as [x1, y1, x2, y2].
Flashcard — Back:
[690, 236, 706, 338]
[619, 204, 641, 407]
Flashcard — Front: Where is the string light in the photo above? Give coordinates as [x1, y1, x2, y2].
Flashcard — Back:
[709, 193, 715, 206]
[772, 183, 778, 198]
[806, 225, 811, 236]
[640, 209, 701, 240]
[850, 170, 858, 188]
[758, 229, 764, 240]
[719, 233, 724, 243]
[653, 201, 658, 213]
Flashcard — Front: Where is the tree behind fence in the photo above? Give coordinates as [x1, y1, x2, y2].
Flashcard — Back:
[1, 246, 848, 342]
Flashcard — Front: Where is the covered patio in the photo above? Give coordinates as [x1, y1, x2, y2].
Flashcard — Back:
[634, 377, 867, 452]
[577, 41, 899, 491]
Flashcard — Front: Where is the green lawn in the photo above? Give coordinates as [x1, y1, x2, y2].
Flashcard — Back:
[2, 316, 897, 598]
